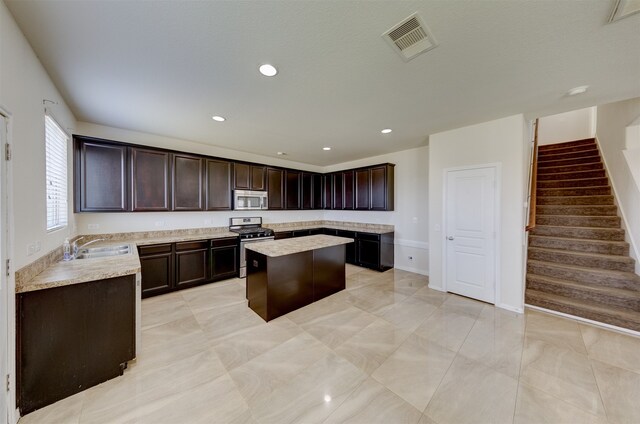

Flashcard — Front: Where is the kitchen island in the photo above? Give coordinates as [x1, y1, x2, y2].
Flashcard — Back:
[245, 234, 353, 321]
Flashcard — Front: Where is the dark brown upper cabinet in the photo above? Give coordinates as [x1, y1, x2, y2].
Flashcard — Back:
[371, 164, 395, 211]
[322, 174, 332, 210]
[343, 170, 354, 210]
[332, 173, 343, 210]
[355, 169, 370, 210]
[267, 168, 284, 210]
[130, 147, 171, 211]
[205, 159, 232, 210]
[172, 153, 204, 211]
[312, 174, 323, 209]
[74, 137, 129, 212]
[234, 163, 266, 190]
[301, 173, 313, 210]
[285, 170, 301, 210]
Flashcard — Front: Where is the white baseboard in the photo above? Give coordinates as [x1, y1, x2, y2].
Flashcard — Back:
[497, 303, 524, 314]
[394, 265, 428, 276]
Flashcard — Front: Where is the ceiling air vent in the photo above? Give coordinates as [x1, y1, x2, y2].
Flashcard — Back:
[383, 13, 438, 62]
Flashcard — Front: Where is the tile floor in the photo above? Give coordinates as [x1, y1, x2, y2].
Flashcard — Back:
[19, 265, 640, 424]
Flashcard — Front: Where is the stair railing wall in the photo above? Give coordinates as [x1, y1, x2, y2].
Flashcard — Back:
[526, 119, 539, 231]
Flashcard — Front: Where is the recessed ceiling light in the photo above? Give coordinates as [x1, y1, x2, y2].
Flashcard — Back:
[381, 128, 392, 134]
[322, 147, 331, 151]
[567, 86, 589, 96]
[212, 115, 226, 122]
[259, 64, 278, 77]
[277, 151, 287, 156]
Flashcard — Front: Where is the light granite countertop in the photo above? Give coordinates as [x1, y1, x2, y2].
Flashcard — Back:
[245, 235, 354, 257]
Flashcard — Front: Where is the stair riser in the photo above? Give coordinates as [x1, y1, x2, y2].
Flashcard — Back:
[528, 237, 629, 256]
[538, 156, 601, 168]
[536, 215, 621, 228]
[538, 139, 596, 151]
[528, 250, 634, 272]
[538, 187, 611, 197]
[537, 170, 606, 181]
[538, 149, 600, 162]
[530, 226, 625, 241]
[538, 145, 598, 157]
[527, 262, 638, 290]
[537, 178, 609, 189]
[537, 196, 614, 206]
[536, 205, 618, 216]
[527, 278, 640, 311]
[538, 163, 603, 174]
[525, 294, 640, 331]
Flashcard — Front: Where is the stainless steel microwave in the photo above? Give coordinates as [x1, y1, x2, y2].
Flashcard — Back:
[234, 190, 268, 210]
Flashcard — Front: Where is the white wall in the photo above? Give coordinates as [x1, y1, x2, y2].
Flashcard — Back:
[324, 146, 429, 275]
[538, 106, 596, 146]
[596, 97, 640, 275]
[1, 1, 77, 270]
[428, 114, 527, 313]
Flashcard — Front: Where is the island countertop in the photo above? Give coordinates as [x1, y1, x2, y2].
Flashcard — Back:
[245, 234, 354, 257]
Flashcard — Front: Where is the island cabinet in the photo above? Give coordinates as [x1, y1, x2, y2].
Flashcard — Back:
[210, 237, 239, 280]
[17, 275, 136, 415]
[74, 138, 129, 212]
[173, 153, 204, 211]
[130, 147, 171, 211]
[234, 163, 266, 190]
[285, 170, 301, 209]
[266, 168, 284, 210]
[205, 159, 233, 210]
[337, 230, 356, 263]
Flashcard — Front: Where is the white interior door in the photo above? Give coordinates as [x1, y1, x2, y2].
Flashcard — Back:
[445, 166, 497, 303]
[0, 115, 7, 424]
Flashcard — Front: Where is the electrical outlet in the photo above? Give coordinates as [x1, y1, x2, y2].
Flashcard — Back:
[27, 244, 36, 256]
[408, 256, 414, 261]
[35, 241, 42, 252]
[88, 224, 100, 230]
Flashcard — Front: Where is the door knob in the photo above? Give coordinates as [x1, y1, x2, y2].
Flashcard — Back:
[447, 236, 455, 240]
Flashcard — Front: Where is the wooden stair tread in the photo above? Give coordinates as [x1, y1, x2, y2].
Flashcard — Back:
[529, 246, 634, 263]
[527, 259, 640, 282]
[528, 234, 628, 247]
[526, 274, 640, 301]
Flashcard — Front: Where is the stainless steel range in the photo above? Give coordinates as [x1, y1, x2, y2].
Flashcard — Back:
[229, 217, 274, 278]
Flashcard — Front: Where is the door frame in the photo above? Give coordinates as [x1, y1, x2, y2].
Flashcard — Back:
[442, 162, 502, 305]
[0, 107, 15, 424]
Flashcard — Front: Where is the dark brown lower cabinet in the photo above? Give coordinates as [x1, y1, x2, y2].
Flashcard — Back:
[139, 237, 239, 298]
[336, 230, 356, 264]
[274, 231, 293, 240]
[17, 275, 136, 415]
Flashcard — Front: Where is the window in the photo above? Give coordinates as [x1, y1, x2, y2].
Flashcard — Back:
[45, 114, 68, 231]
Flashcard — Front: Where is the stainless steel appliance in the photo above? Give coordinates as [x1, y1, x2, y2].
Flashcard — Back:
[229, 217, 274, 278]
[234, 190, 268, 210]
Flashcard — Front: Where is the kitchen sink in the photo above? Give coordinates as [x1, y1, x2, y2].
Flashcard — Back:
[75, 244, 131, 259]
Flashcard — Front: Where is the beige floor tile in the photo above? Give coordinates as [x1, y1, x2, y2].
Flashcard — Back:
[301, 305, 378, 349]
[343, 283, 408, 315]
[458, 314, 524, 378]
[514, 383, 605, 424]
[213, 317, 302, 371]
[140, 293, 193, 330]
[371, 275, 429, 296]
[379, 296, 438, 331]
[424, 355, 518, 424]
[346, 271, 383, 290]
[228, 332, 332, 408]
[519, 337, 605, 417]
[591, 359, 640, 424]
[524, 309, 587, 354]
[418, 414, 438, 424]
[18, 391, 84, 424]
[413, 308, 476, 352]
[372, 334, 456, 411]
[250, 353, 367, 424]
[324, 377, 423, 424]
[181, 279, 246, 313]
[412, 287, 449, 307]
[193, 301, 266, 344]
[440, 294, 486, 318]
[335, 318, 411, 374]
[580, 324, 640, 374]
[286, 295, 351, 326]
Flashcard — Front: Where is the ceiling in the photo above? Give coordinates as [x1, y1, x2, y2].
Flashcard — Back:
[5, 0, 640, 166]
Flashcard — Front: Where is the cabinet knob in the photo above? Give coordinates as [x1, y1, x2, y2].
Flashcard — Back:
[447, 236, 454, 240]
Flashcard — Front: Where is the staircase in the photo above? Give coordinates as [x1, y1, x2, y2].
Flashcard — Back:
[525, 138, 640, 332]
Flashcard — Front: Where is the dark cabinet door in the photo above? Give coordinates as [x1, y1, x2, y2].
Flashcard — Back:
[355, 169, 370, 210]
[312, 174, 323, 209]
[343, 170, 354, 210]
[210, 238, 238, 280]
[322, 174, 333, 209]
[130, 147, 171, 211]
[371, 164, 395, 211]
[336, 230, 356, 264]
[274, 231, 293, 240]
[301, 173, 313, 209]
[309, 228, 324, 235]
[333, 173, 343, 210]
[292, 229, 310, 237]
[357, 234, 381, 269]
[75, 139, 129, 212]
[206, 159, 232, 210]
[138, 244, 174, 298]
[234, 163, 251, 189]
[285, 170, 301, 209]
[251, 166, 266, 190]
[267, 168, 284, 210]
[173, 153, 204, 211]
[175, 241, 208, 288]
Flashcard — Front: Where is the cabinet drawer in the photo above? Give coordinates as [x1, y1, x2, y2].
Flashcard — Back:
[138, 243, 172, 256]
[357, 232, 380, 242]
[175, 240, 208, 251]
[210, 237, 238, 248]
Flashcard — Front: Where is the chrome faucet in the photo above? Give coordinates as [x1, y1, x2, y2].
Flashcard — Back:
[72, 237, 106, 258]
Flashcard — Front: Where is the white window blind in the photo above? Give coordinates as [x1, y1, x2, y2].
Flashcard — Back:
[45, 114, 68, 231]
